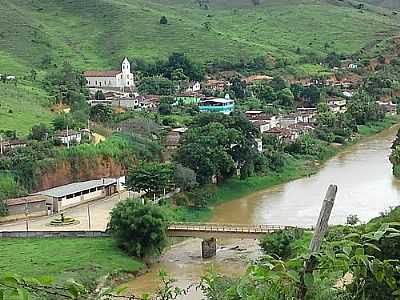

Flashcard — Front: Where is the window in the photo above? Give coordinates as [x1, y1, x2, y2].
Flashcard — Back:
[82, 189, 89, 195]
[66, 194, 74, 199]
[90, 188, 96, 192]
[95, 80, 98, 85]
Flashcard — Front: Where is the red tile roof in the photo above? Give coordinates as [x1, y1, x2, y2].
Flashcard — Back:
[83, 70, 121, 77]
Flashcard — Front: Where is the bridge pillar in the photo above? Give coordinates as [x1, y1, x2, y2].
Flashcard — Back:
[202, 237, 216, 259]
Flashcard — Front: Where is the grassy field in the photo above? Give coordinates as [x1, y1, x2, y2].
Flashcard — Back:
[0, 238, 143, 285]
[0, 82, 54, 136]
[0, 0, 398, 75]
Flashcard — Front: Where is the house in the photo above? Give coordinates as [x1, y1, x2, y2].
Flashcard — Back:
[54, 130, 82, 145]
[34, 177, 125, 213]
[0, 139, 27, 155]
[198, 98, 234, 114]
[278, 115, 298, 128]
[327, 99, 347, 113]
[175, 93, 203, 105]
[253, 120, 271, 133]
[342, 91, 353, 98]
[245, 111, 279, 132]
[186, 81, 201, 93]
[165, 128, 187, 151]
[377, 101, 397, 116]
[0, 195, 53, 223]
[255, 138, 263, 153]
[296, 108, 317, 124]
[348, 63, 358, 69]
[204, 79, 231, 92]
[84, 58, 135, 90]
[265, 127, 298, 142]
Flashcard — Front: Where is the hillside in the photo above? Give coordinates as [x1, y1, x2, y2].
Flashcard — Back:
[0, 0, 399, 75]
[0, 82, 54, 135]
[360, 0, 400, 10]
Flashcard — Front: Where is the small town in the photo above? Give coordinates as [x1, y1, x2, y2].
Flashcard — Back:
[0, 0, 400, 299]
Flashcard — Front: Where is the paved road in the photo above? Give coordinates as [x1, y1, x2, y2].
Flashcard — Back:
[0, 191, 132, 232]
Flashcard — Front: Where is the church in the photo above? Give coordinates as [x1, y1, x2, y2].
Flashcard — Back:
[83, 58, 135, 90]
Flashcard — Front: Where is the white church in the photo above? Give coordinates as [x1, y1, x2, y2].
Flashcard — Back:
[83, 58, 135, 90]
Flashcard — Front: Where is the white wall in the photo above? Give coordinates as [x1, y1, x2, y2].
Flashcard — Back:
[86, 76, 118, 88]
[61, 189, 104, 209]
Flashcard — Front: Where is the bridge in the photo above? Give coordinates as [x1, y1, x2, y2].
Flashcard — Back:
[167, 222, 298, 258]
[168, 223, 294, 239]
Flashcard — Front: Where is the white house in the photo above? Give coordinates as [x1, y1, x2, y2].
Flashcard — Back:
[84, 58, 135, 90]
[186, 81, 201, 93]
[55, 130, 82, 145]
[348, 63, 358, 69]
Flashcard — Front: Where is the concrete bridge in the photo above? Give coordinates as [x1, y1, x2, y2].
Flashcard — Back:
[168, 223, 294, 239]
[167, 223, 298, 258]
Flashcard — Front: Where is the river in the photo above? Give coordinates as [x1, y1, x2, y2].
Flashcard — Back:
[125, 125, 400, 299]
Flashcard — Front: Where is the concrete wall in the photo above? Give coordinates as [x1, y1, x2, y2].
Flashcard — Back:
[7, 201, 47, 216]
[0, 231, 110, 238]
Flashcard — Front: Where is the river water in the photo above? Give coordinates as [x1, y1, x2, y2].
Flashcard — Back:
[125, 125, 400, 299]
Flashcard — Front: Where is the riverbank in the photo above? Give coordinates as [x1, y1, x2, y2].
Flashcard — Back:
[203, 116, 400, 214]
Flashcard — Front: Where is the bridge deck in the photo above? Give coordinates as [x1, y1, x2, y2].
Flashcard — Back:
[167, 223, 295, 238]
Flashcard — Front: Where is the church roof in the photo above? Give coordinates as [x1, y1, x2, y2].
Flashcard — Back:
[83, 70, 121, 77]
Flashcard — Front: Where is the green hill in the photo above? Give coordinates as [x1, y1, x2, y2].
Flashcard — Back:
[0, 0, 398, 74]
[0, 82, 54, 135]
[0, 0, 399, 135]
[360, 0, 400, 10]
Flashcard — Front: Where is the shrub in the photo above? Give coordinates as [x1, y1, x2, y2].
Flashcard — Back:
[259, 228, 304, 259]
[108, 199, 169, 258]
[188, 188, 213, 208]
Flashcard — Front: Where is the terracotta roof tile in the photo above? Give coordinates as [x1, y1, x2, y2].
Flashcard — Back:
[83, 70, 121, 77]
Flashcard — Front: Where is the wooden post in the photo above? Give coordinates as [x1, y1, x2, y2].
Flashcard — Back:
[298, 184, 337, 300]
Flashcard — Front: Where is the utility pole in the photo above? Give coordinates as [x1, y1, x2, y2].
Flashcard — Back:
[25, 199, 29, 234]
[298, 185, 338, 300]
[87, 203, 92, 231]
[66, 124, 70, 149]
[0, 134, 3, 156]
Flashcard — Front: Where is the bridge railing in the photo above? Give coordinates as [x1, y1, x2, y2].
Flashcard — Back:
[168, 223, 297, 233]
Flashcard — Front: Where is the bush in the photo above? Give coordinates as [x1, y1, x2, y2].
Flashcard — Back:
[188, 188, 213, 208]
[108, 199, 169, 258]
[259, 228, 304, 259]
[172, 193, 189, 207]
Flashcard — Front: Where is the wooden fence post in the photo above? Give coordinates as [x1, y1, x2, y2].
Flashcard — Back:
[298, 184, 338, 300]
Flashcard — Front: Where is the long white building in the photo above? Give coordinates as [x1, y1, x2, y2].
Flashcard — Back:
[84, 58, 135, 90]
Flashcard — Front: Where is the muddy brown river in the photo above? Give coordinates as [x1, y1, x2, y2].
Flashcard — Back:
[125, 125, 400, 299]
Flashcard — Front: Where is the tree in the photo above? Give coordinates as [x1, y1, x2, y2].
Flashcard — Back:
[173, 164, 197, 191]
[138, 76, 176, 95]
[89, 104, 113, 123]
[276, 88, 294, 107]
[95, 90, 105, 100]
[259, 229, 304, 259]
[52, 114, 75, 131]
[176, 122, 240, 184]
[108, 199, 169, 258]
[158, 103, 172, 115]
[127, 162, 174, 198]
[30, 123, 49, 141]
[270, 76, 288, 91]
[160, 16, 168, 25]
[253, 82, 276, 103]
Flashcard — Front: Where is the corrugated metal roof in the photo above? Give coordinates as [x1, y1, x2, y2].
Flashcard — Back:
[34, 178, 117, 198]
